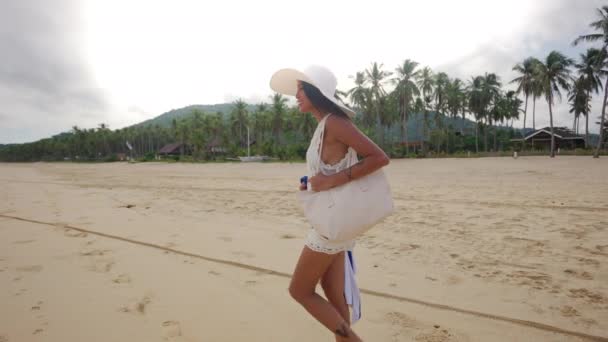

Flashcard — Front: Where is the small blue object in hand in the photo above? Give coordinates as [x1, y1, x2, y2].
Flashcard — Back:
[300, 176, 308, 189]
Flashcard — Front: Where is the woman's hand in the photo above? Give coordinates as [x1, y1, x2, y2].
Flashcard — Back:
[308, 173, 335, 192]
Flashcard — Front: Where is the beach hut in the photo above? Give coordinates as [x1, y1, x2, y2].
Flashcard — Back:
[510, 127, 585, 150]
[158, 143, 192, 156]
[206, 137, 227, 154]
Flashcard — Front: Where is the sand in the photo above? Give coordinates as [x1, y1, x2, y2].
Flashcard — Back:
[0, 157, 606, 342]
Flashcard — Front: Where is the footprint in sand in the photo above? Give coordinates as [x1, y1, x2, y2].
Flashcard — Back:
[80, 249, 110, 257]
[445, 275, 463, 285]
[399, 244, 421, 252]
[557, 305, 580, 317]
[89, 259, 114, 273]
[385, 312, 466, 342]
[596, 245, 608, 253]
[414, 326, 458, 342]
[563, 269, 593, 280]
[0, 334, 8, 342]
[385, 311, 422, 330]
[120, 295, 152, 315]
[13, 240, 35, 244]
[112, 274, 132, 284]
[577, 258, 600, 268]
[161, 321, 182, 341]
[135, 296, 152, 314]
[16, 265, 43, 273]
[119, 294, 153, 315]
[64, 229, 87, 238]
[567, 288, 607, 304]
[231, 251, 255, 258]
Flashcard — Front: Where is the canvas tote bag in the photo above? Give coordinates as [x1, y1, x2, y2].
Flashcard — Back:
[297, 116, 394, 242]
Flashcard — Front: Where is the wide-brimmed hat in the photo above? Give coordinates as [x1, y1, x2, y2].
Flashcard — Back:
[269, 65, 356, 118]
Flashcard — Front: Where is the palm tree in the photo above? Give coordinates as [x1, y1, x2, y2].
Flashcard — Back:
[530, 70, 543, 132]
[347, 72, 372, 127]
[467, 76, 485, 153]
[270, 93, 288, 144]
[480, 73, 501, 152]
[433, 72, 450, 152]
[347, 72, 367, 108]
[364, 62, 391, 146]
[574, 48, 605, 148]
[446, 78, 465, 152]
[535, 51, 574, 157]
[252, 103, 267, 144]
[97, 123, 110, 157]
[569, 78, 591, 136]
[446, 78, 465, 130]
[231, 99, 249, 147]
[412, 97, 425, 153]
[511, 57, 540, 134]
[392, 59, 420, 154]
[417, 67, 434, 154]
[505, 90, 523, 128]
[573, 5, 608, 157]
[489, 92, 504, 151]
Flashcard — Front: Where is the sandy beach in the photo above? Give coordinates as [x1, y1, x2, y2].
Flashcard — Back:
[0, 157, 607, 342]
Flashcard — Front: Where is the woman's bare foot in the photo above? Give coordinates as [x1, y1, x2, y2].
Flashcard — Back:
[334, 322, 363, 342]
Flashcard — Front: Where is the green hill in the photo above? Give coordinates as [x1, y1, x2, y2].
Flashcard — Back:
[132, 103, 258, 128]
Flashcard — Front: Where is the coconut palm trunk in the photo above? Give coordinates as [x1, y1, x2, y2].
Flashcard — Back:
[461, 108, 466, 134]
[549, 100, 556, 158]
[475, 121, 479, 153]
[532, 96, 537, 131]
[586, 89, 591, 148]
[403, 106, 409, 155]
[522, 93, 529, 133]
[594, 77, 608, 158]
[484, 119, 488, 152]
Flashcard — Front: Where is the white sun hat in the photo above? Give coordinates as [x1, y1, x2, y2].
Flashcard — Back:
[270, 65, 356, 118]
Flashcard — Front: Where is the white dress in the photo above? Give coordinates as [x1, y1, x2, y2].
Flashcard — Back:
[304, 114, 358, 254]
[303, 114, 361, 323]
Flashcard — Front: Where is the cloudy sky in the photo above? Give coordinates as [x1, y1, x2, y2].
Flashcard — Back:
[0, 0, 605, 143]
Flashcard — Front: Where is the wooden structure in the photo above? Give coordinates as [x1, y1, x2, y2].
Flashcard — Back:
[158, 143, 192, 156]
[511, 127, 585, 150]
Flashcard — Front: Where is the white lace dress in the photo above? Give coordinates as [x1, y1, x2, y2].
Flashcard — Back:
[304, 114, 359, 254]
[302, 113, 362, 323]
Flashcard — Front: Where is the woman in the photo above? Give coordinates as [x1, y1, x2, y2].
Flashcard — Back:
[270, 65, 389, 342]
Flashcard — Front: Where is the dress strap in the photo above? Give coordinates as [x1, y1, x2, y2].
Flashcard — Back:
[308, 114, 332, 176]
[316, 114, 332, 168]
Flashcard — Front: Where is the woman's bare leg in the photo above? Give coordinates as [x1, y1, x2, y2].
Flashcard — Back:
[321, 251, 350, 323]
[321, 251, 351, 342]
[289, 246, 361, 341]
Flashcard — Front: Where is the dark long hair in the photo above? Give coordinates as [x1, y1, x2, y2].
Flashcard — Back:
[301, 81, 350, 119]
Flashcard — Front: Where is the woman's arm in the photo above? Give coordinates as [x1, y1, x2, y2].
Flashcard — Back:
[309, 115, 389, 191]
